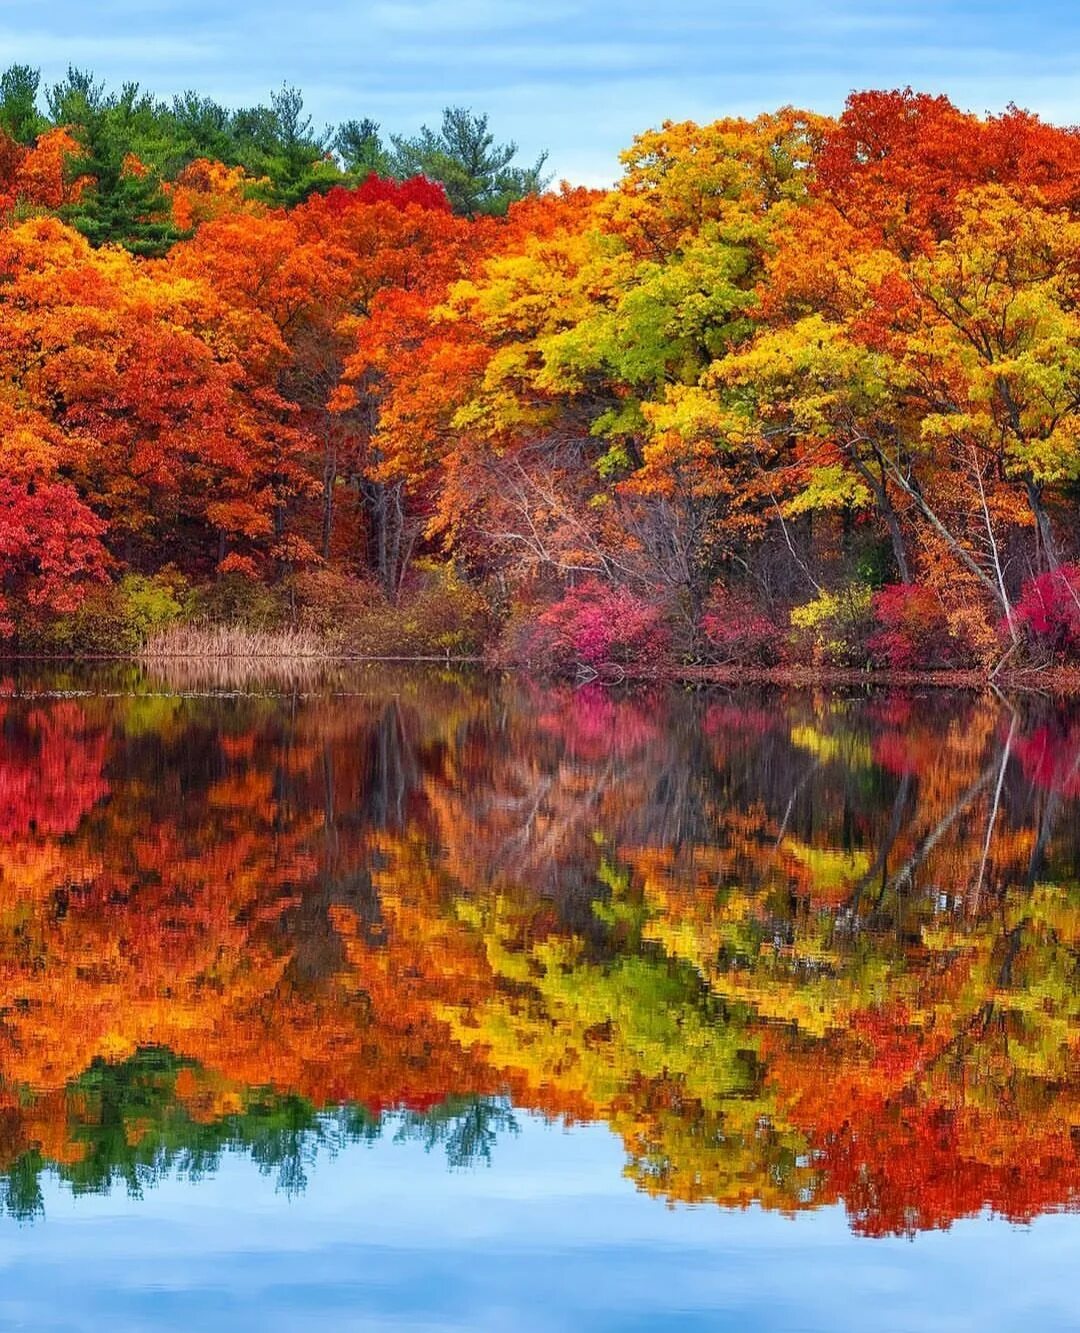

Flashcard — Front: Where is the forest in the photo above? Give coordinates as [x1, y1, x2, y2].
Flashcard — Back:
[2, 66, 1080, 674]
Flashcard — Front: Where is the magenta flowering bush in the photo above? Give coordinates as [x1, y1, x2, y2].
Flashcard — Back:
[510, 579, 671, 676]
[1012, 565, 1080, 658]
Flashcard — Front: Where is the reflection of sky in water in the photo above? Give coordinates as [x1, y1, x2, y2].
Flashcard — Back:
[0, 1115, 1075, 1333]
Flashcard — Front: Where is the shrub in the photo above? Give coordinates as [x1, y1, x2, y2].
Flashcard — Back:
[20, 571, 187, 657]
[868, 582, 969, 669]
[700, 587, 787, 665]
[117, 571, 187, 641]
[184, 573, 288, 628]
[289, 568, 378, 638]
[790, 583, 874, 666]
[344, 561, 491, 657]
[1013, 565, 1080, 659]
[508, 579, 671, 677]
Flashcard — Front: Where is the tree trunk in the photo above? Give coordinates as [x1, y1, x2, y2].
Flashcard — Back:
[848, 448, 910, 583]
[322, 439, 337, 561]
[361, 477, 412, 602]
[1025, 478, 1059, 571]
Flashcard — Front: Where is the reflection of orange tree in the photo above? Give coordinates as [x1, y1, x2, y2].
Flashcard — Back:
[620, 841, 1079, 1231]
[0, 686, 500, 1118]
[0, 679, 1075, 1233]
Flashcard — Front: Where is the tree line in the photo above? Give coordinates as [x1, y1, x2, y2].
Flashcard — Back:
[0, 63, 548, 234]
[2, 78, 1080, 670]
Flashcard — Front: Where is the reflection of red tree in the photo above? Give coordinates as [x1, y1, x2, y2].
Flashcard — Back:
[535, 683, 660, 760]
[703, 702, 779, 738]
[761, 1005, 1080, 1237]
[1013, 722, 1080, 797]
[0, 702, 109, 839]
[818, 1103, 1080, 1236]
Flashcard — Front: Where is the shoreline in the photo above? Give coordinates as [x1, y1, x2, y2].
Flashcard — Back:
[2, 653, 1080, 694]
[664, 665, 1080, 693]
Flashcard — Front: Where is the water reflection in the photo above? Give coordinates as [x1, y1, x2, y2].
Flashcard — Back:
[0, 667, 1076, 1236]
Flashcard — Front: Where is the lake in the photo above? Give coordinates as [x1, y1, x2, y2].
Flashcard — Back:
[0, 664, 1076, 1332]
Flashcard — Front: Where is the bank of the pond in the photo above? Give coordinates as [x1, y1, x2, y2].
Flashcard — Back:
[666, 664, 1080, 693]
[6, 646, 1080, 695]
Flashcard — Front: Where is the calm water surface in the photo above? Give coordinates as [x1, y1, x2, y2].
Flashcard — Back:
[0, 664, 1076, 1331]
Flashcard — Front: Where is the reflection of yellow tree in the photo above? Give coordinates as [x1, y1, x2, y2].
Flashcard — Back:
[0, 676, 1074, 1234]
[436, 886, 818, 1211]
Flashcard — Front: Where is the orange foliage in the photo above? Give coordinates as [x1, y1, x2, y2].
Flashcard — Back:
[0, 679, 1072, 1234]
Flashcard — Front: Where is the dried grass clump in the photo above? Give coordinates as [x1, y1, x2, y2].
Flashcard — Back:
[141, 622, 329, 661]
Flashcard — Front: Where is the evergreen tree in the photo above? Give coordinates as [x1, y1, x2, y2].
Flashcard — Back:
[334, 116, 389, 177]
[390, 106, 549, 216]
[61, 108, 182, 257]
[0, 64, 43, 144]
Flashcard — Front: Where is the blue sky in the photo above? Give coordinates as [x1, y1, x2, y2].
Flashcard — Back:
[0, 0, 1078, 185]
[0, 1116, 1077, 1332]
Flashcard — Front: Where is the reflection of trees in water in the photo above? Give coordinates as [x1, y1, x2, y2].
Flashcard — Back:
[0, 1046, 516, 1221]
[395, 1095, 519, 1170]
[0, 668, 1075, 1232]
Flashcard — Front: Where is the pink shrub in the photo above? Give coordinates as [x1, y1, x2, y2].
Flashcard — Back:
[1013, 565, 1080, 658]
[700, 587, 786, 665]
[514, 579, 670, 676]
[868, 583, 965, 669]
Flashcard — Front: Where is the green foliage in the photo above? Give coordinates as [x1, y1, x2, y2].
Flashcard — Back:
[185, 574, 289, 629]
[50, 77, 184, 255]
[18, 572, 187, 656]
[390, 107, 549, 216]
[117, 571, 187, 639]
[0, 1045, 517, 1218]
[334, 117, 390, 177]
[0, 64, 42, 144]
[6, 64, 544, 215]
[229, 84, 336, 204]
[166, 91, 236, 170]
[340, 562, 491, 657]
[783, 465, 872, 517]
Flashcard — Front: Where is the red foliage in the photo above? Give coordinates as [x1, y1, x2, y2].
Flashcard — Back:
[816, 89, 1080, 252]
[535, 684, 661, 759]
[516, 580, 671, 676]
[320, 173, 451, 215]
[0, 480, 108, 631]
[1012, 721, 1080, 797]
[1013, 565, 1080, 657]
[869, 583, 963, 669]
[0, 702, 109, 839]
[700, 587, 787, 665]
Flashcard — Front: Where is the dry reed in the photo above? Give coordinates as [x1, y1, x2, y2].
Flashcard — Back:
[141, 622, 329, 661]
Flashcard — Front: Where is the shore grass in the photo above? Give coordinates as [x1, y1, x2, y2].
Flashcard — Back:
[6, 622, 1066, 695]
[140, 622, 331, 660]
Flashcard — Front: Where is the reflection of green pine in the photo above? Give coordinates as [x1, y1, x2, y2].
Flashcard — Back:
[62, 132, 183, 258]
[396, 1094, 518, 1169]
[0, 1147, 45, 1221]
[0, 1046, 519, 1218]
